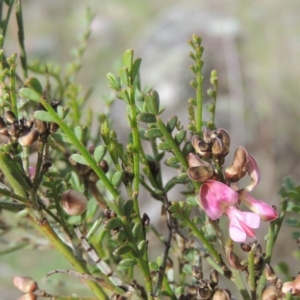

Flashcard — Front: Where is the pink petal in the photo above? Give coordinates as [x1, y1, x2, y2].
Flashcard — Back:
[245, 155, 261, 192]
[239, 191, 278, 221]
[226, 206, 260, 242]
[199, 180, 238, 220]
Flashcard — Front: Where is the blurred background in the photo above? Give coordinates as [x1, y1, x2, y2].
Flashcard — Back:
[2, 0, 300, 298]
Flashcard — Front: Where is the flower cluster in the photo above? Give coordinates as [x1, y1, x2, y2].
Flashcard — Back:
[188, 129, 278, 242]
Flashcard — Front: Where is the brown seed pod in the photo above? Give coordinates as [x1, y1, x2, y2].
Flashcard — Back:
[187, 166, 214, 182]
[5, 110, 17, 124]
[192, 265, 203, 280]
[50, 122, 59, 133]
[17, 294, 37, 300]
[61, 189, 88, 215]
[217, 128, 230, 156]
[34, 118, 47, 134]
[99, 159, 109, 173]
[18, 129, 39, 147]
[12, 276, 38, 293]
[262, 284, 278, 300]
[212, 289, 231, 300]
[8, 123, 20, 137]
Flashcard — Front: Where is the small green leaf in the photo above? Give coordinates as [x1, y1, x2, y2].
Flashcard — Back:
[186, 196, 198, 206]
[182, 141, 193, 157]
[149, 261, 159, 271]
[70, 154, 89, 166]
[123, 49, 133, 70]
[132, 222, 143, 241]
[144, 128, 163, 139]
[286, 217, 299, 227]
[74, 126, 83, 142]
[111, 230, 127, 242]
[171, 213, 183, 219]
[167, 116, 178, 132]
[117, 89, 130, 103]
[131, 58, 142, 79]
[105, 217, 123, 230]
[94, 146, 106, 163]
[51, 133, 72, 144]
[145, 91, 160, 115]
[113, 244, 132, 256]
[138, 240, 147, 253]
[137, 112, 156, 123]
[124, 199, 134, 218]
[26, 77, 43, 95]
[175, 130, 186, 144]
[34, 110, 56, 123]
[19, 88, 41, 102]
[120, 68, 129, 86]
[157, 142, 173, 151]
[119, 258, 136, 267]
[111, 171, 123, 186]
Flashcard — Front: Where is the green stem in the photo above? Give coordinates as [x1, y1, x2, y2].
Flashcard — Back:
[231, 268, 251, 300]
[39, 98, 120, 201]
[38, 218, 108, 299]
[1, 0, 13, 45]
[15, 0, 28, 79]
[181, 215, 221, 263]
[156, 117, 193, 176]
[248, 250, 256, 300]
[0, 199, 26, 211]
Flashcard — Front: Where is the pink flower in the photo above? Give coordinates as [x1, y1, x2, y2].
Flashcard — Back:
[239, 191, 278, 221]
[200, 180, 238, 220]
[226, 206, 260, 242]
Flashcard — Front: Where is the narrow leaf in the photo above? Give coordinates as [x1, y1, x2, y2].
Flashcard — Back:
[119, 258, 136, 267]
[113, 244, 132, 256]
[94, 146, 106, 163]
[137, 112, 156, 123]
[111, 171, 123, 186]
[105, 217, 123, 230]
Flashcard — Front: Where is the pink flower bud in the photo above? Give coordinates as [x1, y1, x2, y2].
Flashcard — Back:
[239, 191, 278, 221]
[61, 190, 88, 215]
[12, 276, 38, 293]
[245, 155, 261, 192]
[199, 180, 238, 220]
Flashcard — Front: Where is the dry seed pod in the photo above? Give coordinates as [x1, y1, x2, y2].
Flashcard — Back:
[191, 135, 210, 156]
[210, 269, 219, 286]
[185, 285, 198, 296]
[240, 242, 251, 252]
[8, 123, 20, 136]
[142, 213, 150, 227]
[61, 190, 88, 215]
[261, 284, 278, 300]
[34, 119, 47, 134]
[197, 287, 211, 299]
[50, 122, 59, 133]
[5, 110, 17, 124]
[211, 137, 223, 156]
[217, 128, 230, 156]
[202, 127, 213, 143]
[12, 276, 38, 293]
[228, 251, 247, 271]
[192, 265, 203, 280]
[99, 159, 109, 173]
[264, 264, 277, 285]
[17, 294, 37, 300]
[88, 171, 99, 183]
[212, 289, 231, 300]
[0, 116, 6, 130]
[187, 166, 214, 182]
[187, 152, 210, 168]
[18, 129, 39, 147]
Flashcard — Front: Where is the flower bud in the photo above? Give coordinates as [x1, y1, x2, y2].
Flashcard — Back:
[12, 276, 38, 293]
[240, 242, 251, 252]
[17, 294, 37, 300]
[18, 129, 39, 147]
[61, 190, 88, 215]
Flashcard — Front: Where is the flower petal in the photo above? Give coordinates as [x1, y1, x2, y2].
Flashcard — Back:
[226, 206, 260, 242]
[199, 180, 238, 220]
[239, 191, 278, 221]
[245, 155, 261, 191]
